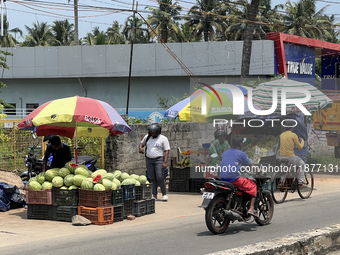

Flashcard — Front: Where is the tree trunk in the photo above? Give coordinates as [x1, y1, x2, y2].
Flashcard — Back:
[240, 0, 260, 81]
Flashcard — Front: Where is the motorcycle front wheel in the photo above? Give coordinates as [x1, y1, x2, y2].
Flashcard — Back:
[255, 193, 274, 226]
[205, 195, 230, 234]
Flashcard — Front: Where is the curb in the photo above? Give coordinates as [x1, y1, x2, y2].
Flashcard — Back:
[207, 224, 340, 255]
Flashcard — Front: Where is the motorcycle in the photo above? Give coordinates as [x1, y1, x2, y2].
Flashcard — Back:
[20, 135, 98, 181]
[201, 172, 274, 234]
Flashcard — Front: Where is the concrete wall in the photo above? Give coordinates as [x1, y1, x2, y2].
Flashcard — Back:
[105, 122, 215, 175]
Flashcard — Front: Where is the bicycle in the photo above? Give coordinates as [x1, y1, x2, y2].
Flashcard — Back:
[270, 155, 314, 204]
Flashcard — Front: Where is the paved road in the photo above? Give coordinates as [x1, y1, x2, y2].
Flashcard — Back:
[1, 190, 340, 255]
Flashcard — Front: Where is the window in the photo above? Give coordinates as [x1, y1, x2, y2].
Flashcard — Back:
[26, 103, 39, 114]
[3, 103, 16, 115]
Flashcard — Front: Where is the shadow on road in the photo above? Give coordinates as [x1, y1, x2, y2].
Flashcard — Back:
[196, 222, 261, 236]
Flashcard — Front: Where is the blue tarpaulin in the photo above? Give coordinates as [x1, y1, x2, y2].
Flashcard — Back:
[0, 182, 25, 212]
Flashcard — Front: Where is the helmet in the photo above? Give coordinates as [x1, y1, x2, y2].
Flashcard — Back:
[232, 135, 244, 148]
[148, 123, 161, 137]
[214, 129, 226, 140]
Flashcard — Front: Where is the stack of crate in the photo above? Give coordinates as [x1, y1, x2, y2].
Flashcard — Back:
[134, 183, 153, 217]
[26, 188, 53, 220]
[112, 188, 124, 222]
[78, 189, 113, 225]
[169, 167, 190, 192]
[52, 187, 78, 222]
[121, 184, 135, 218]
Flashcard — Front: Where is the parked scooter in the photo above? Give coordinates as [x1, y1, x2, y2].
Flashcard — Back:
[20, 135, 98, 181]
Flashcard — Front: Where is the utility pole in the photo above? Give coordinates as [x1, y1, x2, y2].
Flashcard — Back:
[126, 0, 137, 115]
[74, 0, 79, 45]
[1, 0, 4, 37]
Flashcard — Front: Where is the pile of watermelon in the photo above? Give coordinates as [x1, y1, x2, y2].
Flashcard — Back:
[28, 161, 149, 191]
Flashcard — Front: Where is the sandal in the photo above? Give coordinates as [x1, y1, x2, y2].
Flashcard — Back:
[248, 210, 259, 218]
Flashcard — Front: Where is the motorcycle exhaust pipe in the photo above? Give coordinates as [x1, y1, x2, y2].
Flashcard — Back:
[223, 210, 243, 221]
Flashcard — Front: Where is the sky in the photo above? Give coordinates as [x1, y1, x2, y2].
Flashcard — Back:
[4, 0, 340, 41]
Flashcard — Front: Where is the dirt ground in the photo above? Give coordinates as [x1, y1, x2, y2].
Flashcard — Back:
[0, 170, 25, 195]
[0, 173, 340, 248]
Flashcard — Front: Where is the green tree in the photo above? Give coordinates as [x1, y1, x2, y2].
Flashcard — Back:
[0, 15, 22, 47]
[0, 49, 13, 113]
[84, 27, 108, 45]
[51, 19, 74, 46]
[122, 16, 151, 43]
[146, 0, 183, 43]
[22, 21, 54, 46]
[185, 0, 229, 42]
[106, 21, 124, 44]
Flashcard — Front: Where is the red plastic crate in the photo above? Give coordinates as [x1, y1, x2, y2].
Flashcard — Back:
[78, 189, 112, 208]
[26, 188, 53, 205]
[78, 206, 114, 225]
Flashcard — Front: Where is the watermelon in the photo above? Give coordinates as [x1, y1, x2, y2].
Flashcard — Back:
[130, 178, 137, 184]
[120, 172, 130, 181]
[29, 181, 42, 190]
[65, 162, 78, 173]
[138, 175, 147, 184]
[93, 183, 105, 191]
[60, 186, 68, 190]
[68, 185, 78, 190]
[36, 172, 46, 184]
[112, 170, 121, 180]
[45, 169, 60, 181]
[121, 179, 134, 185]
[87, 170, 93, 176]
[102, 173, 114, 181]
[130, 174, 139, 180]
[74, 167, 89, 177]
[52, 176, 64, 187]
[41, 181, 52, 190]
[59, 167, 71, 178]
[102, 179, 113, 190]
[73, 175, 87, 187]
[111, 183, 117, 190]
[28, 177, 38, 183]
[64, 174, 75, 187]
[78, 164, 88, 170]
[112, 178, 121, 188]
[135, 180, 141, 186]
[91, 169, 107, 179]
[81, 180, 94, 190]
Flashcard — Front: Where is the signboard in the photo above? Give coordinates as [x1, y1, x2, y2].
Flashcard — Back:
[284, 43, 315, 85]
[119, 110, 166, 123]
[321, 57, 340, 90]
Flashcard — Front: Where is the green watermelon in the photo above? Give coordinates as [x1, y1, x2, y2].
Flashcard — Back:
[29, 181, 42, 190]
[91, 169, 107, 179]
[60, 186, 68, 190]
[93, 183, 105, 191]
[112, 178, 121, 188]
[36, 172, 46, 184]
[102, 173, 114, 181]
[59, 167, 71, 178]
[63, 174, 75, 187]
[52, 176, 64, 187]
[45, 169, 60, 181]
[73, 175, 87, 187]
[138, 175, 147, 184]
[74, 167, 89, 177]
[64, 162, 78, 173]
[120, 172, 130, 182]
[130, 174, 139, 180]
[121, 179, 134, 185]
[135, 180, 141, 186]
[81, 180, 94, 190]
[68, 185, 78, 190]
[112, 170, 121, 180]
[28, 177, 38, 183]
[41, 181, 52, 190]
[102, 179, 113, 190]
[111, 182, 118, 190]
[78, 164, 88, 170]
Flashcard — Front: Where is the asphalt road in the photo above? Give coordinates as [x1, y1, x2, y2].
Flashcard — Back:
[1, 190, 340, 255]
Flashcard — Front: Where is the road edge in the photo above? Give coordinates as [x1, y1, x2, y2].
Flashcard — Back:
[207, 223, 340, 255]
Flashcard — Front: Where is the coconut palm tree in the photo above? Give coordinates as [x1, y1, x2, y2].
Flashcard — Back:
[0, 15, 22, 47]
[146, 0, 183, 43]
[51, 19, 74, 46]
[122, 16, 151, 44]
[22, 21, 54, 46]
[106, 21, 124, 44]
[185, 0, 229, 42]
[281, 0, 333, 41]
[84, 27, 108, 45]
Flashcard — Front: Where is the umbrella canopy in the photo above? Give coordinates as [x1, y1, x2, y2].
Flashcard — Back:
[17, 96, 131, 139]
[251, 77, 333, 115]
[165, 84, 257, 123]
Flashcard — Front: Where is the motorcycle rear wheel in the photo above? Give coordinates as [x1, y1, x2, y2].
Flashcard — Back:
[205, 196, 230, 234]
[255, 193, 274, 226]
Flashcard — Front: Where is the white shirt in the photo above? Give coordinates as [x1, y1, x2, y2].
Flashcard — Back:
[141, 134, 170, 158]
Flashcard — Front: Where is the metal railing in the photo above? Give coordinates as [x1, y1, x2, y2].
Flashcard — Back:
[1, 108, 37, 120]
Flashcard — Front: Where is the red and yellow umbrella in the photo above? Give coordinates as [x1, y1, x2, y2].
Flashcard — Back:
[18, 96, 131, 139]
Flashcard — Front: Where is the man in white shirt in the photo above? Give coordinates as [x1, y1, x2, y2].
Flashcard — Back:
[139, 123, 170, 201]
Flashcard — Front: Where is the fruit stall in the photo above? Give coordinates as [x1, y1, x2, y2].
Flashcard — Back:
[26, 162, 154, 224]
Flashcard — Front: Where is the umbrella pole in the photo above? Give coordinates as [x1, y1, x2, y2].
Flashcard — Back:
[75, 124, 78, 164]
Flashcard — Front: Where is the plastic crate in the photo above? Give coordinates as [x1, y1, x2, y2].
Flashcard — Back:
[113, 204, 124, 222]
[26, 188, 52, 205]
[135, 186, 143, 201]
[170, 167, 190, 180]
[145, 199, 155, 214]
[78, 189, 112, 208]
[143, 184, 152, 199]
[123, 199, 134, 218]
[53, 206, 78, 222]
[121, 184, 135, 200]
[112, 189, 124, 206]
[134, 200, 146, 217]
[78, 206, 114, 225]
[27, 204, 53, 220]
[52, 187, 79, 206]
[169, 179, 190, 192]
[189, 178, 206, 193]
